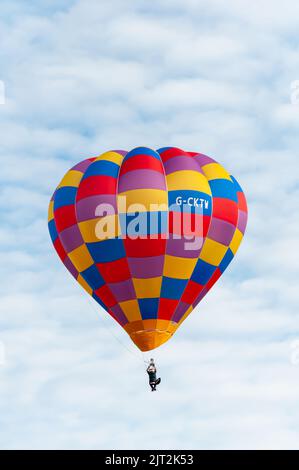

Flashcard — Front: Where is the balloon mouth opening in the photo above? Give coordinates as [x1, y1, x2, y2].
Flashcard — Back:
[130, 328, 173, 352]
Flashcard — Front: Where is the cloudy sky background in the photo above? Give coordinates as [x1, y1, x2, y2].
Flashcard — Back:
[0, 0, 299, 450]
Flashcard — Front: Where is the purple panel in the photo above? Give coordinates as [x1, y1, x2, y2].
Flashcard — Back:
[118, 169, 167, 192]
[76, 194, 117, 222]
[166, 234, 203, 258]
[64, 256, 79, 278]
[193, 154, 216, 167]
[172, 301, 190, 323]
[127, 255, 164, 278]
[110, 304, 128, 326]
[108, 279, 136, 302]
[111, 150, 128, 156]
[237, 209, 247, 234]
[60, 224, 83, 252]
[193, 287, 208, 307]
[208, 218, 235, 246]
[72, 159, 93, 172]
[164, 156, 204, 175]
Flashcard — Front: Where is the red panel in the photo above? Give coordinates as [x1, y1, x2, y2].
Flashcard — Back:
[108, 309, 125, 326]
[205, 267, 222, 291]
[95, 285, 117, 308]
[77, 175, 117, 201]
[168, 212, 208, 237]
[168, 211, 183, 235]
[203, 215, 211, 237]
[54, 205, 77, 233]
[123, 238, 166, 257]
[97, 257, 131, 283]
[158, 298, 179, 320]
[159, 147, 191, 163]
[212, 198, 238, 226]
[181, 280, 204, 304]
[237, 191, 247, 213]
[120, 155, 164, 175]
[54, 237, 67, 261]
[188, 151, 209, 157]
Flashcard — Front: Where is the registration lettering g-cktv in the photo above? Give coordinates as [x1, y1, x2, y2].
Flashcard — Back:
[175, 196, 209, 210]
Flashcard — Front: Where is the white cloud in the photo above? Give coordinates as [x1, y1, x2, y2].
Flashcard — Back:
[0, 0, 298, 450]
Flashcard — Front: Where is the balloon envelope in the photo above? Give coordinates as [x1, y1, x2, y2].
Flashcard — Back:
[48, 147, 247, 351]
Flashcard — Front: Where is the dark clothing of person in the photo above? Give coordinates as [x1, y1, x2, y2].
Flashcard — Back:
[148, 370, 157, 383]
[147, 364, 160, 391]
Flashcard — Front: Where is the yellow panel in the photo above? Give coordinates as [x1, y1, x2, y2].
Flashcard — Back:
[167, 321, 178, 333]
[123, 320, 144, 334]
[166, 170, 211, 193]
[77, 274, 93, 295]
[79, 215, 120, 242]
[155, 319, 172, 332]
[68, 244, 94, 272]
[124, 319, 178, 351]
[58, 170, 83, 189]
[229, 228, 243, 255]
[128, 319, 175, 351]
[142, 319, 158, 330]
[119, 299, 142, 322]
[117, 189, 168, 213]
[201, 163, 231, 181]
[48, 200, 54, 221]
[163, 255, 197, 279]
[133, 277, 162, 298]
[199, 238, 227, 266]
[95, 151, 124, 165]
[130, 329, 172, 351]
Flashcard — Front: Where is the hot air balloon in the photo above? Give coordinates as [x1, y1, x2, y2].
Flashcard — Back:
[48, 147, 247, 351]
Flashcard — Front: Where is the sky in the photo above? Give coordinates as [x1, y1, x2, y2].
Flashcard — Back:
[0, 0, 299, 450]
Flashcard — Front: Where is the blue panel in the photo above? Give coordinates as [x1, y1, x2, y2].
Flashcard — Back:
[53, 186, 77, 210]
[138, 298, 159, 319]
[124, 147, 161, 161]
[191, 258, 216, 285]
[82, 160, 119, 179]
[219, 248, 234, 273]
[92, 292, 108, 311]
[86, 239, 126, 263]
[230, 175, 243, 193]
[209, 179, 238, 202]
[48, 219, 58, 242]
[81, 264, 105, 290]
[160, 277, 188, 300]
[168, 190, 211, 215]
